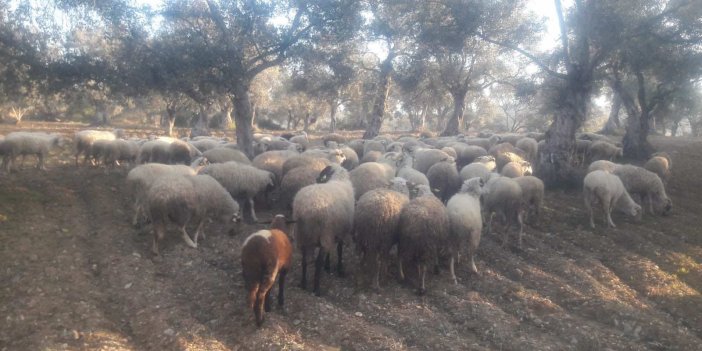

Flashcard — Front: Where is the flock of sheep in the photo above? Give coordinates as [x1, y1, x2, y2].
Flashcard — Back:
[0, 127, 673, 327]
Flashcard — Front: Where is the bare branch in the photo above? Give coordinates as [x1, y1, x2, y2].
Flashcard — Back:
[478, 34, 567, 80]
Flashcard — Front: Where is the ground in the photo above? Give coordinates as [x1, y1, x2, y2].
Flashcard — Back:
[0, 122, 700, 351]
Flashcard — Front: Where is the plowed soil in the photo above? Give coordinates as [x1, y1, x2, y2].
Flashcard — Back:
[1, 123, 700, 351]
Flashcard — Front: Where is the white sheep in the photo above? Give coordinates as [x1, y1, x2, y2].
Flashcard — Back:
[583, 170, 642, 228]
[146, 174, 240, 255]
[427, 159, 461, 203]
[349, 161, 396, 200]
[252, 149, 300, 185]
[293, 164, 355, 296]
[126, 163, 199, 226]
[587, 160, 618, 174]
[644, 152, 672, 185]
[588, 141, 622, 162]
[446, 177, 487, 283]
[201, 147, 251, 165]
[1, 132, 67, 172]
[396, 153, 430, 186]
[500, 160, 532, 178]
[612, 165, 672, 216]
[484, 175, 525, 248]
[460, 162, 492, 183]
[73, 129, 123, 166]
[515, 137, 538, 163]
[411, 148, 452, 174]
[513, 176, 544, 225]
[198, 162, 275, 223]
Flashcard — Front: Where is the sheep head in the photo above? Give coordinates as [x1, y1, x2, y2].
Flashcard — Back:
[461, 177, 487, 196]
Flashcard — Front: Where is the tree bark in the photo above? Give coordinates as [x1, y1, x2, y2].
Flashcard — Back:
[221, 103, 234, 129]
[441, 89, 467, 136]
[620, 70, 654, 160]
[363, 52, 394, 139]
[329, 101, 338, 133]
[287, 108, 293, 130]
[191, 104, 211, 137]
[600, 91, 622, 135]
[232, 82, 255, 158]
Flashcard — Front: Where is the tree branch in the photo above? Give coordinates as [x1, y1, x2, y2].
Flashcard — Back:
[478, 34, 567, 80]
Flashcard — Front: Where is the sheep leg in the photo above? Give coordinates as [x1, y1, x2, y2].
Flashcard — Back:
[300, 248, 308, 290]
[248, 198, 258, 222]
[192, 220, 205, 245]
[180, 227, 197, 248]
[398, 258, 405, 281]
[373, 253, 381, 291]
[324, 253, 331, 273]
[486, 212, 495, 235]
[417, 264, 427, 296]
[517, 211, 524, 249]
[278, 269, 287, 307]
[314, 247, 326, 296]
[336, 241, 345, 277]
[151, 224, 166, 256]
[602, 196, 615, 228]
[449, 256, 458, 284]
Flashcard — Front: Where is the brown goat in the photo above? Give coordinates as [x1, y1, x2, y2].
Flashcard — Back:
[241, 215, 293, 327]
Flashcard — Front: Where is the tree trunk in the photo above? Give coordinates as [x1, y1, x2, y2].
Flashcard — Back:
[221, 104, 234, 129]
[620, 70, 654, 160]
[250, 101, 257, 126]
[287, 109, 293, 130]
[232, 82, 255, 158]
[441, 89, 467, 136]
[329, 101, 338, 133]
[191, 104, 211, 137]
[303, 111, 310, 133]
[363, 53, 394, 139]
[600, 91, 622, 135]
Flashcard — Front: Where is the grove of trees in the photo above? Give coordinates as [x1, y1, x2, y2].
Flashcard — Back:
[1, 0, 700, 184]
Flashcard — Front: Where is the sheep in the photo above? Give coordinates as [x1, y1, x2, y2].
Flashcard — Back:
[188, 174, 241, 244]
[322, 133, 347, 147]
[446, 177, 487, 283]
[495, 151, 529, 172]
[353, 180, 410, 290]
[103, 139, 140, 169]
[644, 153, 672, 185]
[397, 185, 450, 295]
[513, 176, 544, 225]
[587, 160, 618, 174]
[281, 155, 330, 179]
[279, 166, 320, 211]
[198, 162, 275, 223]
[449, 143, 488, 170]
[583, 170, 642, 228]
[483, 175, 525, 248]
[146, 174, 198, 254]
[363, 140, 386, 157]
[515, 137, 538, 163]
[289, 132, 309, 150]
[461, 136, 499, 151]
[349, 161, 396, 200]
[588, 141, 622, 162]
[339, 146, 359, 170]
[73, 129, 123, 166]
[488, 142, 520, 158]
[346, 139, 365, 158]
[293, 164, 355, 296]
[460, 162, 492, 183]
[167, 139, 202, 164]
[386, 142, 404, 153]
[426, 160, 461, 203]
[574, 139, 592, 166]
[441, 147, 457, 159]
[474, 155, 497, 171]
[126, 163, 199, 226]
[411, 148, 452, 174]
[241, 214, 292, 327]
[137, 139, 171, 164]
[86, 139, 113, 166]
[500, 160, 532, 178]
[612, 165, 672, 216]
[497, 133, 525, 146]
[201, 147, 251, 165]
[396, 153, 430, 186]
[252, 150, 299, 185]
[361, 150, 383, 163]
[190, 138, 223, 152]
[1, 132, 67, 172]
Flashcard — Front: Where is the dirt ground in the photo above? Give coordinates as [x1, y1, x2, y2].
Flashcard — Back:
[1, 122, 700, 351]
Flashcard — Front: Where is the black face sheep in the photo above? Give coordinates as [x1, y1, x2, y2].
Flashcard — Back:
[644, 153, 672, 185]
[293, 164, 355, 296]
[1, 132, 67, 172]
[588, 141, 623, 162]
[279, 166, 320, 212]
[513, 176, 545, 225]
[500, 160, 533, 178]
[427, 159, 461, 203]
[198, 162, 275, 223]
[484, 175, 525, 248]
[612, 164, 672, 216]
[446, 177, 488, 282]
[397, 186, 450, 295]
[449, 142, 488, 170]
[241, 214, 293, 327]
[201, 147, 251, 165]
[353, 179, 410, 290]
[583, 170, 642, 228]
